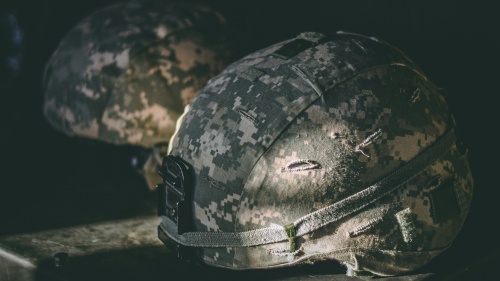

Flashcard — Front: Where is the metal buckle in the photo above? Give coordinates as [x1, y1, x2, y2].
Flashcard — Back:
[157, 155, 193, 234]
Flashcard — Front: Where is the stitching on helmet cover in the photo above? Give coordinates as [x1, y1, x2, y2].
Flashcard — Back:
[268, 246, 303, 258]
[281, 159, 321, 172]
[203, 176, 227, 192]
[352, 39, 368, 54]
[410, 88, 421, 103]
[290, 65, 323, 96]
[355, 129, 382, 158]
[346, 216, 384, 238]
[236, 107, 258, 124]
[426, 175, 442, 191]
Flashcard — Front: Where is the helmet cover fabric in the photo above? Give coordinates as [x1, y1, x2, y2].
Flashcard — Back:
[159, 31, 474, 276]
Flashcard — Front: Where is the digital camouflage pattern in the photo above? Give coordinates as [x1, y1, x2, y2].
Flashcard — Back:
[43, 0, 243, 148]
[159, 31, 474, 276]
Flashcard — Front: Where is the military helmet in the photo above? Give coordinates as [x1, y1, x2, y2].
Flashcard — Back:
[157, 31, 474, 277]
[43, 0, 242, 148]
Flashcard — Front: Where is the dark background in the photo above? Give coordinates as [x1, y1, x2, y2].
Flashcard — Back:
[1, 0, 499, 280]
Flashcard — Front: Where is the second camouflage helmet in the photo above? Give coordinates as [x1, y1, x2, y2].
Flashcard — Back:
[43, 0, 244, 148]
[158, 31, 473, 276]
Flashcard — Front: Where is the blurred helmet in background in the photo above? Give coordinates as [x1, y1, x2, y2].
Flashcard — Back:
[43, 0, 248, 189]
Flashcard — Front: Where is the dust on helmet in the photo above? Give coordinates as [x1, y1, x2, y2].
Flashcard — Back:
[157, 31, 474, 277]
[42, 0, 246, 189]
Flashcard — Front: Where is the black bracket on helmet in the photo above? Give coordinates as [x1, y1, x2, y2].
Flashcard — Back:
[158, 225, 195, 262]
[157, 155, 193, 234]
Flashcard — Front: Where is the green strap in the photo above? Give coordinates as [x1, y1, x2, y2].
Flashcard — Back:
[284, 223, 296, 252]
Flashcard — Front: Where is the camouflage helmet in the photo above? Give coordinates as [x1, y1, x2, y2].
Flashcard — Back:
[43, 0, 242, 148]
[157, 31, 474, 277]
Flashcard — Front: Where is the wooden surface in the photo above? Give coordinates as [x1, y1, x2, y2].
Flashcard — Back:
[0, 215, 433, 281]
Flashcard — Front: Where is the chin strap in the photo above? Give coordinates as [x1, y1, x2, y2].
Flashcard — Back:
[159, 129, 456, 248]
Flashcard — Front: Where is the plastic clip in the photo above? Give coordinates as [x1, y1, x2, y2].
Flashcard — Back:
[157, 155, 192, 234]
